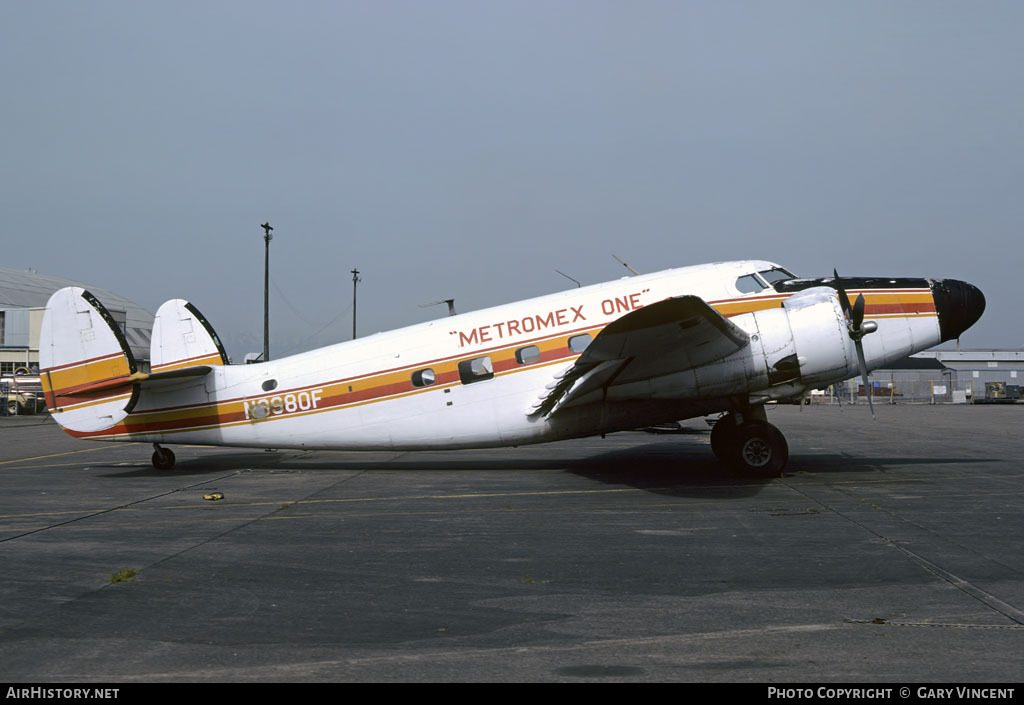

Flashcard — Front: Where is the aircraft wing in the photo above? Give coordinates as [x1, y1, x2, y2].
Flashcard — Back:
[529, 296, 750, 417]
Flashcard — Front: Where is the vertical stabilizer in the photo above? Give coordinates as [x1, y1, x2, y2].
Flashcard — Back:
[150, 300, 229, 372]
[39, 287, 139, 433]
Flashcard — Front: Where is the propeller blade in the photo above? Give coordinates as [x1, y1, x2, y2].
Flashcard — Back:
[851, 293, 866, 335]
[833, 269, 853, 319]
[835, 269, 875, 419]
[855, 339, 875, 420]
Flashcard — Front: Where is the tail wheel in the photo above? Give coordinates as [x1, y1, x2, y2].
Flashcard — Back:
[731, 422, 788, 477]
[152, 446, 176, 470]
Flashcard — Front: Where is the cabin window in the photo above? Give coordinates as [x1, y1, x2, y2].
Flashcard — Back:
[568, 334, 591, 354]
[262, 379, 278, 392]
[515, 345, 541, 365]
[411, 368, 436, 387]
[458, 356, 494, 384]
[735, 274, 766, 294]
[758, 267, 795, 286]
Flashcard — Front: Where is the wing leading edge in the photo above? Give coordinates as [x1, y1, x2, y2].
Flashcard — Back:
[529, 296, 751, 417]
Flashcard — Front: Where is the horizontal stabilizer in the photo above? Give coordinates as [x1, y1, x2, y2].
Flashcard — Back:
[151, 299, 229, 372]
[40, 288, 139, 432]
[55, 365, 213, 399]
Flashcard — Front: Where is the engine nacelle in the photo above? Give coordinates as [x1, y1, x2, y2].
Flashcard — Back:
[750, 287, 853, 392]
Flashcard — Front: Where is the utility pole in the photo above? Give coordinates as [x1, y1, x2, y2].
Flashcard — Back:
[351, 268, 361, 339]
[261, 222, 273, 362]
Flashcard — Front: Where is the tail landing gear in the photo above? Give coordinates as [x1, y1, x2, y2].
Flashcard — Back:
[152, 444, 176, 470]
[710, 412, 789, 477]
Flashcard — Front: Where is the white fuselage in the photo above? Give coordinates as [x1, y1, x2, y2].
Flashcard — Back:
[112, 260, 941, 451]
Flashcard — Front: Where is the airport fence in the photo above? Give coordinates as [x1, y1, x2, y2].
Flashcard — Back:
[808, 379, 979, 405]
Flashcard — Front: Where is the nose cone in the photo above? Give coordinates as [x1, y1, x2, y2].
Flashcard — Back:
[932, 279, 986, 342]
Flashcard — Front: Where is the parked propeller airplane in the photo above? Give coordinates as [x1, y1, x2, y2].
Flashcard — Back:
[39, 260, 984, 476]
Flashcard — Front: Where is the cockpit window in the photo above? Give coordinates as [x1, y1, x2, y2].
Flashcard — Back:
[758, 267, 795, 285]
[735, 274, 766, 294]
[736, 267, 796, 294]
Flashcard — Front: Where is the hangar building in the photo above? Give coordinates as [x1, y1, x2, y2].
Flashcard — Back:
[0, 267, 153, 375]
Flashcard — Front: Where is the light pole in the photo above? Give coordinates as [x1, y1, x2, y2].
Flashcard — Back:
[261, 222, 273, 362]
[351, 268, 361, 339]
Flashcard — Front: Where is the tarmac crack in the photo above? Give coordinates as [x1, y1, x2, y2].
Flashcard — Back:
[780, 478, 1024, 627]
[0, 471, 241, 543]
[843, 618, 1024, 630]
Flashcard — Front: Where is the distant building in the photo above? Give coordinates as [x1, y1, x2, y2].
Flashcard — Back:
[911, 349, 1024, 401]
[0, 267, 153, 375]
[826, 349, 1024, 403]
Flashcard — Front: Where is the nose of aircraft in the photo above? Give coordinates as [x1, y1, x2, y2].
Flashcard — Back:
[932, 279, 986, 342]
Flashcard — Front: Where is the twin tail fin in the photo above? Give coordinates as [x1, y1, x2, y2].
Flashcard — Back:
[151, 299, 229, 372]
[39, 288, 140, 433]
[40, 288, 227, 434]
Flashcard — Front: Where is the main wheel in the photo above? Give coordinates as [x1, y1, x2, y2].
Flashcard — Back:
[730, 422, 788, 477]
[710, 413, 739, 460]
[152, 447, 176, 470]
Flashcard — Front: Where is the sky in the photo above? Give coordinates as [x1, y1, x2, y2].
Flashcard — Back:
[2, 1, 1021, 359]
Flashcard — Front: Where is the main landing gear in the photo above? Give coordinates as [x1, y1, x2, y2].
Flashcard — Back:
[710, 410, 789, 477]
[152, 444, 176, 470]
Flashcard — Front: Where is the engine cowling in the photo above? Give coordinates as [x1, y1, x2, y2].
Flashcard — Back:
[751, 287, 853, 392]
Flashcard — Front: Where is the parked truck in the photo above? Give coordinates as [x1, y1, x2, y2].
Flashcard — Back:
[1, 376, 46, 415]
